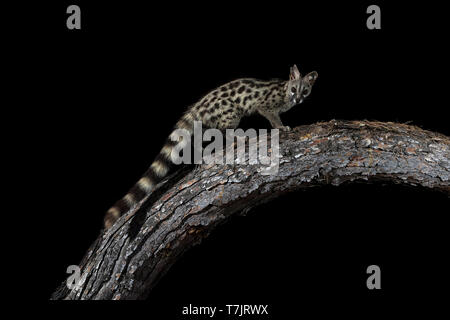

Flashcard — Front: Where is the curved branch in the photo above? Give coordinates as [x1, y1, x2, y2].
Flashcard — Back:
[51, 120, 450, 300]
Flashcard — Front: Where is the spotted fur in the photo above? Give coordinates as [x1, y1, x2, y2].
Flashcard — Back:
[104, 65, 317, 229]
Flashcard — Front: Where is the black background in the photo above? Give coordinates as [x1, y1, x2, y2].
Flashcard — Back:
[11, 0, 449, 316]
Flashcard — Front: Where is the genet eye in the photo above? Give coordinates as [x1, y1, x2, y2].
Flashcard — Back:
[290, 87, 296, 93]
[303, 89, 309, 96]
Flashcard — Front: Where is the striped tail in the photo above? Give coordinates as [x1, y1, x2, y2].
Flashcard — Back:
[103, 112, 195, 229]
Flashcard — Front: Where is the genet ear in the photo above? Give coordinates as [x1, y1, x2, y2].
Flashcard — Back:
[289, 64, 301, 80]
[304, 71, 318, 85]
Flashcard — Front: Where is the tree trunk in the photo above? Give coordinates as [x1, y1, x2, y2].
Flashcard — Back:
[51, 120, 450, 300]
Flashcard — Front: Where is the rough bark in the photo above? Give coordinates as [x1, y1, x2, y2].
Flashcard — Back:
[51, 120, 450, 300]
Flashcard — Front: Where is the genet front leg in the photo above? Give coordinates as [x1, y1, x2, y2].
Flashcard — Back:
[261, 111, 291, 132]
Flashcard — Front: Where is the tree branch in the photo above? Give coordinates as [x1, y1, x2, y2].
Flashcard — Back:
[51, 120, 450, 300]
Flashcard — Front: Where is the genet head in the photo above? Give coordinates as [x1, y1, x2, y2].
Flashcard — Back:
[286, 64, 318, 105]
